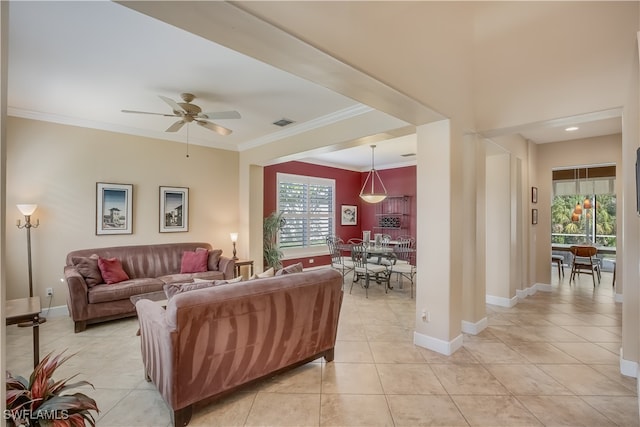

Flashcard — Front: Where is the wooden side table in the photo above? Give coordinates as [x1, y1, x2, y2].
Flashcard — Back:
[234, 259, 254, 278]
[6, 296, 41, 368]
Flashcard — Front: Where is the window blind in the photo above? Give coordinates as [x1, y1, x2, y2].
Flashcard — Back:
[277, 173, 335, 249]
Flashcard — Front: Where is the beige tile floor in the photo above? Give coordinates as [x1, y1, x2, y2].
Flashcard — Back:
[6, 267, 639, 426]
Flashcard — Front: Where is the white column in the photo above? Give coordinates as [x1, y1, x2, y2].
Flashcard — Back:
[414, 119, 464, 355]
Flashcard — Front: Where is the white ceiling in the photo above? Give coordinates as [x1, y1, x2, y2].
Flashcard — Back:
[7, 1, 623, 171]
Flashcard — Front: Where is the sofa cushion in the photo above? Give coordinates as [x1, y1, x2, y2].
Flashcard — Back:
[87, 278, 164, 304]
[276, 262, 304, 276]
[180, 250, 209, 273]
[250, 267, 275, 280]
[158, 270, 225, 285]
[66, 242, 214, 281]
[98, 257, 130, 285]
[207, 249, 223, 271]
[194, 276, 243, 284]
[71, 254, 103, 287]
[163, 280, 224, 300]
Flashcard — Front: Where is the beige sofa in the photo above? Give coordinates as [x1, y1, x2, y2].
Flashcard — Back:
[135, 268, 343, 427]
[64, 242, 234, 332]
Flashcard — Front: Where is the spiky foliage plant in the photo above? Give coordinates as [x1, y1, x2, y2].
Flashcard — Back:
[263, 211, 285, 270]
[6, 351, 98, 427]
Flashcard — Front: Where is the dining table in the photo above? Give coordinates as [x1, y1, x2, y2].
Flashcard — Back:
[551, 243, 616, 256]
[338, 243, 398, 264]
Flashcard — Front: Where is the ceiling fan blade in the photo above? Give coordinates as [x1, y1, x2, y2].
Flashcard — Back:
[196, 119, 232, 136]
[121, 109, 178, 117]
[166, 120, 186, 132]
[159, 95, 185, 114]
[198, 110, 241, 120]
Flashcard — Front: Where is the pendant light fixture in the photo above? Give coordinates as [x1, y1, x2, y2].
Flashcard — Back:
[572, 168, 582, 220]
[582, 167, 592, 209]
[359, 145, 388, 204]
[573, 201, 583, 216]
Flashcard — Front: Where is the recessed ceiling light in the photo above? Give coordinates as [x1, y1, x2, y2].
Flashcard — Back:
[565, 126, 579, 132]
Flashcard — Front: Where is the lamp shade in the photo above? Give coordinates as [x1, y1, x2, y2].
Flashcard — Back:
[583, 198, 592, 210]
[17, 204, 37, 216]
[360, 193, 387, 204]
[230, 232, 238, 242]
[573, 202, 582, 216]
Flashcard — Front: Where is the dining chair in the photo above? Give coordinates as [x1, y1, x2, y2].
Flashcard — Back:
[347, 238, 365, 245]
[390, 238, 416, 298]
[569, 245, 601, 287]
[611, 259, 617, 288]
[326, 235, 353, 285]
[350, 244, 390, 298]
[551, 254, 564, 281]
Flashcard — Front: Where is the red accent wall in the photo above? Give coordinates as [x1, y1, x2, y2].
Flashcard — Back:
[360, 166, 417, 240]
[263, 161, 416, 268]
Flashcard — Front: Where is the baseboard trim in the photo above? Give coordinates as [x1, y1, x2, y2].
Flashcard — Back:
[620, 348, 639, 378]
[535, 283, 553, 292]
[461, 317, 488, 335]
[516, 285, 536, 300]
[40, 304, 69, 319]
[486, 294, 518, 308]
[414, 331, 463, 356]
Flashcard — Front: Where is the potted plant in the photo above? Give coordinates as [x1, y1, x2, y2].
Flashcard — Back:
[263, 211, 285, 270]
[6, 351, 98, 427]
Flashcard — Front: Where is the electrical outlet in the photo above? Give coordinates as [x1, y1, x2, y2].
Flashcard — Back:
[46, 287, 53, 296]
[309, 258, 314, 264]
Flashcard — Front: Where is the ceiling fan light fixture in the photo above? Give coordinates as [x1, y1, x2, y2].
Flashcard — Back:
[122, 93, 240, 136]
[359, 145, 388, 204]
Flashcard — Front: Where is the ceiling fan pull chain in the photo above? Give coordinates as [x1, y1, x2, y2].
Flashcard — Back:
[186, 124, 190, 158]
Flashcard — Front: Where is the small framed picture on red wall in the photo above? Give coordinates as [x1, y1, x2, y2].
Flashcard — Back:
[341, 205, 357, 225]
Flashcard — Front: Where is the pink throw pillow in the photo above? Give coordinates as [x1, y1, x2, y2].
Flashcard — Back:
[180, 250, 209, 274]
[97, 257, 130, 285]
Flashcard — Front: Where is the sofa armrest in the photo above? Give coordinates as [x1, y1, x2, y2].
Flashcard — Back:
[64, 266, 89, 321]
[218, 256, 235, 280]
[135, 300, 178, 408]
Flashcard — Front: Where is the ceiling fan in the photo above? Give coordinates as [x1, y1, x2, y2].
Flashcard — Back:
[122, 93, 241, 136]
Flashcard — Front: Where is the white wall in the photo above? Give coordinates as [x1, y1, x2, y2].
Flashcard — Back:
[5, 117, 240, 306]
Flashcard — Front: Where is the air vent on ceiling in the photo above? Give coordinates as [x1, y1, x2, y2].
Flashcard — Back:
[273, 118, 295, 127]
[401, 153, 416, 157]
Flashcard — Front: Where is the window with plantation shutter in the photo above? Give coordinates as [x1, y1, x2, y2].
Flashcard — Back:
[277, 173, 335, 253]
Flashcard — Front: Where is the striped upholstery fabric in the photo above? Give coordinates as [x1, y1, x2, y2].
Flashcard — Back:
[135, 268, 343, 426]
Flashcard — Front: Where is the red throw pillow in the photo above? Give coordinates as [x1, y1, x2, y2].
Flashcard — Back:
[180, 250, 209, 274]
[97, 257, 130, 285]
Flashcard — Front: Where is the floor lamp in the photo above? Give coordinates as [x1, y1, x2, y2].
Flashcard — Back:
[16, 204, 46, 325]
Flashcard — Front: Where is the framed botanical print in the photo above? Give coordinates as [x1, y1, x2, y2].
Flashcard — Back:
[341, 205, 357, 226]
[159, 186, 189, 232]
[96, 182, 133, 235]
